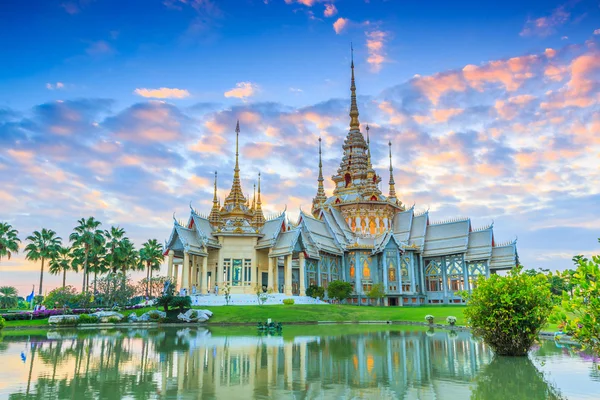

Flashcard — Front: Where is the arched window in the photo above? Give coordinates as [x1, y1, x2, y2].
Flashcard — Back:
[401, 255, 412, 292]
[373, 174, 377, 183]
[345, 173, 352, 187]
[369, 219, 376, 235]
[425, 258, 443, 292]
[351, 218, 357, 232]
[360, 218, 366, 233]
[370, 195, 377, 201]
[307, 260, 317, 287]
[468, 261, 486, 289]
[335, 198, 341, 204]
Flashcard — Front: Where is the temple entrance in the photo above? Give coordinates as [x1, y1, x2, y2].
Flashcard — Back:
[278, 266, 285, 293]
[292, 269, 300, 296]
[207, 272, 212, 294]
[261, 272, 268, 292]
[388, 297, 398, 306]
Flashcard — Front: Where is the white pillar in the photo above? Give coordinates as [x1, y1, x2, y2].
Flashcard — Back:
[167, 250, 174, 279]
[201, 255, 208, 294]
[268, 256, 274, 291]
[299, 252, 306, 296]
[182, 251, 190, 293]
[285, 254, 293, 296]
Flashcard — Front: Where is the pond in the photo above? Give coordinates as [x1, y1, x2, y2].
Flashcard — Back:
[0, 325, 598, 399]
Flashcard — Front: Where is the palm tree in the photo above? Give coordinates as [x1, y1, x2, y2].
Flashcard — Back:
[139, 239, 164, 297]
[120, 238, 139, 275]
[25, 229, 62, 295]
[49, 246, 73, 288]
[0, 222, 20, 263]
[104, 226, 125, 273]
[69, 217, 103, 293]
[0, 285, 19, 308]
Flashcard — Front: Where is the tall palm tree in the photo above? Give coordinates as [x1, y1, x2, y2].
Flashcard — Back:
[104, 226, 125, 273]
[88, 239, 107, 295]
[69, 217, 103, 293]
[0, 222, 20, 263]
[49, 246, 73, 288]
[120, 238, 139, 275]
[0, 285, 19, 308]
[139, 239, 164, 297]
[25, 229, 62, 295]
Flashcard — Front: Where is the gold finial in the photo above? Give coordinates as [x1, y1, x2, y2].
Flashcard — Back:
[366, 124, 371, 163]
[312, 137, 327, 217]
[257, 172, 262, 205]
[252, 183, 256, 211]
[213, 171, 218, 203]
[224, 120, 247, 207]
[209, 171, 222, 225]
[254, 172, 265, 227]
[388, 141, 397, 202]
[349, 43, 360, 131]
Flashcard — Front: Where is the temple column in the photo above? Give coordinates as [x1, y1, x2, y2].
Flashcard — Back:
[268, 255, 274, 291]
[167, 250, 174, 280]
[173, 263, 179, 289]
[298, 252, 306, 296]
[355, 253, 362, 296]
[182, 251, 190, 293]
[382, 251, 389, 306]
[355, 216, 360, 233]
[201, 255, 208, 295]
[284, 254, 293, 296]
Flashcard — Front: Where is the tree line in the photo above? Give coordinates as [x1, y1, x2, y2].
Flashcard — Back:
[0, 218, 164, 298]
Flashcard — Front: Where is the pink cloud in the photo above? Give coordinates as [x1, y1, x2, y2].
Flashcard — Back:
[333, 17, 349, 34]
[134, 87, 191, 99]
[324, 3, 337, 17]
[412, 72, 466, 105]
[520, 6, 570, 37]
[365, 30, 387, 72]
[431, 108, 464, 122]
[224, 82, 257, 100]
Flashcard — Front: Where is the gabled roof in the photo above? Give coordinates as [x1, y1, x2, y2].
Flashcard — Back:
[190, 211, 220, 247]
[393, 206, 414, 244]
[270, 229, 301, 257]
[329, 207, 354, 241]
[256, 212, 286, 249]
[490, 241, 518, 270]
[408, 211, 428, 249]
[320, 209, 349, 248]
[299, 228, 320, 260]
[373, 231, 402, 254]
[165, 222, 206, 256]
[423, 218, 470, 257]
[298, 211, 343, 255]
[466, 226, 493, 261]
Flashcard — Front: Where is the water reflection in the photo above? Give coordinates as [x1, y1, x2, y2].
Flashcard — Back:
[0, 327, 597, 399]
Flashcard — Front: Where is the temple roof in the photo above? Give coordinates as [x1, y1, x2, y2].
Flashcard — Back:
[165, 222, 207, 256]
[423, 218, 470, 257]
[490, 241, 518, 270]
[270, 229, 301, 257]
[392, 207, 414, 244]
[466, 226, 494, 261]
[256, 212, 286, 249]
[298, 211, 343, 255]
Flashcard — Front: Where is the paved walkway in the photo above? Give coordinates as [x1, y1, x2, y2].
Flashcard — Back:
[190, 293, 328, 306]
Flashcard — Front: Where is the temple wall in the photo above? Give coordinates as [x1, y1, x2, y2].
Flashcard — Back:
[218, 236, 259, 294]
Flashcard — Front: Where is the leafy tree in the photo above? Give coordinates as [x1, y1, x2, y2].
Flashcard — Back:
[42, 286, 78, 308]
[49, 246, 74, 288]
[95, 273, 136, 307]
[367, 283, 386, 306]
[327, 280, 353, 304]
[139, 239, 164, 297]
[119, 237, 140, 274]
[0, 222, 20, 264]
[25, 228, 62, 295]
[104, 226, 125, 273]
[69, 217, 103, 293]
[306, 285, 325, 299]
[460, 267, 553, 356]
[0, 286, 19, 309]
[137, 276, 168, 298]
[554, 240, 600, 355]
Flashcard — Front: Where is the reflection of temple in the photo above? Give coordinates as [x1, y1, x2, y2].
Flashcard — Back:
[164, 54, 518, 304]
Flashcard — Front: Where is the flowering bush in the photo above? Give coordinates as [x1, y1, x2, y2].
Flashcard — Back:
[283, 298, 295, 305]
[425, 315, 434, 324]
[0, 304, 145, 321]
[446, 316, 457, 326]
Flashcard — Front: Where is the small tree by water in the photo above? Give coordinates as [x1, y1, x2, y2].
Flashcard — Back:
[367, 284, 385, 306]
[327, 280, 353, 304]
[460, 267, 553, 356]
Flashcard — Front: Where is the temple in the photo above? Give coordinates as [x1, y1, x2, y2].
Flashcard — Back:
[164, 56, 518, 306]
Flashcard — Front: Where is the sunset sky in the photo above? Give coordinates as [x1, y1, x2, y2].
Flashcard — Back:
[1, 0, 599, 295]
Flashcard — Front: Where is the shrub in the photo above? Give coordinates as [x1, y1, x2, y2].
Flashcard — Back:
[367, 284, 385, 306]
[460, 266, 553, 356]
[107, 317, 120, 324]
[0, 316, 5, 330]
[43, 286, 78, 309]
[156, 294, 173, 312]
[327, 280, 353, 304]
[170, 296, 192, 312]
[149, 312, 161, 321]
[425, 315, 434, 324]
[283, 298, 295, 305]
[446, 316, 457, 326]
[306, 285, 325, 299]
[553, 249, 600, 355]
[57, 317, 79, 326]
[78, 314, 99, 324]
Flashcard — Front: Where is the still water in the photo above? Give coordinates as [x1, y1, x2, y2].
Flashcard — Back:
[0, 325, 598, 399]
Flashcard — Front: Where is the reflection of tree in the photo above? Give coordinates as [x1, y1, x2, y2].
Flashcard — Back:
[470, 356, 566, 400]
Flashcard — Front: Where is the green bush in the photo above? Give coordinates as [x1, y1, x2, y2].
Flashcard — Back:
[306, 285, 325, 299]
[43, 286, 78, 309]
[283, 298, 295, 305]
[170, 296, 191, 312]
[460, 267, 553, 356]
[327, 280, 353, 304]
[149, 312, 161, 320]
[553, 249, 600, 355]
[367, 284, 385, 306]
[0, 316, 5, 330]
[78, 314, 99, 324]
[107, 317, 120, 323]
[57, 317, 79, 326]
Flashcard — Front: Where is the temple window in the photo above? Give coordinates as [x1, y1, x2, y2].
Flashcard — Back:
[401, 255, 412, 292]
[425, 258, 443, 292]
[467, 260, 486, 289]
[369, 219, 376, 235]
[446, 255, 464, 292]
[360, 218, 366, 233]
[307, 260, 317, 287]
[345, 173, 352, 187]
[370, 195, 377, 201]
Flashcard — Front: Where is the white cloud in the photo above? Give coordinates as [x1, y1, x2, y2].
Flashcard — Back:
[46, 82, 65, 90]
[324, 4, 337, 17]
[134, 87, 191, 99]
[365, 30, 388, 72]
[224, 82, 258, 100]
[594, 29, 600, 35]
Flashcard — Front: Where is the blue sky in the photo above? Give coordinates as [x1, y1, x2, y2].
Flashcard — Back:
[1, 0, 599, 294]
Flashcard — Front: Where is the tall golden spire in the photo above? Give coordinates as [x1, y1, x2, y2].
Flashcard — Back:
[366, 124, 371, 164]
[209, 171, 222, 225]
[312, 137, 328, 217]
[254, 172, 265, 227]
[224, 120, 247, 208]
[388, 141, 398, 204]
[349, 43, 360, 131]
[252, 183, 256, 211]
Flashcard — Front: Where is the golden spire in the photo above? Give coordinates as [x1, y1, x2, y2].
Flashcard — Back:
[312, 137, 328, 217]
[209, 171, 222, 225]
[252, 183, 256, 211]
[254, 172, 265, 227]
[366, 124, 371, 164]
[224, 120, 247, 208]
[349, 43, 360, 131]
[388, 141, 398, 203]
